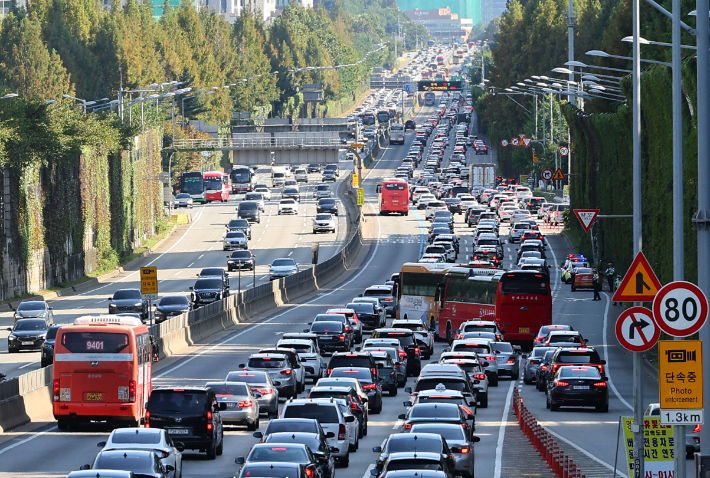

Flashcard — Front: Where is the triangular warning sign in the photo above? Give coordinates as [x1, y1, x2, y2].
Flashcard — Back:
[573, 209, 599, 232]
[612, 252, 663, 302]
[522, 137, 531, 147]
[552, 168, 565, 180]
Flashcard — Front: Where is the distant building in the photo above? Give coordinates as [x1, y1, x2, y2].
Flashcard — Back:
[404, 7, 473, 41]
[205, 0, 242, 22]
[397, 0, 481, 25]
[481, 0, 505, 23]
[276, 0, 313, 9]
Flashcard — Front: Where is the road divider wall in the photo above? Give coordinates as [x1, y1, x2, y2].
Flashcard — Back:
[0, 175, 363, 433]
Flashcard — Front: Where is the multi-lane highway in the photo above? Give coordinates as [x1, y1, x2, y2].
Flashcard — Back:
[0, 95, 675, 478]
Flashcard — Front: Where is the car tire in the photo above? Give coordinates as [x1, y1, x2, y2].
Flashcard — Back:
[247, 417, 259, 431]
[550, 401, 559, 412]
[490, 374, 499, 387]
[523, 376, 533, 385]
[339, 453, 350, 468]
[349, 441, 357, 452]
[390, 385, 398, 396]
[596, 404, 609, 413]
[216, 437, 224, 456]
[479, 393, 488, 408]
[206, 441, 217, 460]
[546, 394, 551, 409]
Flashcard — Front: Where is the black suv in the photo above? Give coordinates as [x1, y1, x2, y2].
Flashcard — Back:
[190, 277, 230, 307]
[146, 387, 225, 459]
[324, 164, 339, 177]
[227, 218, 252, 239]
[108, 288, 148, 320]
[541, 347, 606, 388]
[308, 321, 349, 353]
[227, 250, 256, 271]
[327, 352, 378, 377]
[404, 119, 416, 130]
[317, 198, 338, 215]
[345, 302, 381, 330]
[40, 325, 62, 367]
[370, 328, 421, 376]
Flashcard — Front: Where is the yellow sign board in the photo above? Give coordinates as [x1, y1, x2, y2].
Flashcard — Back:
[351, 144, 366, 148]
[140, 267, 158, 296]
[532, 152, 539, 163]
[659, 340, 703, 410]
[357, 187, 364, 206]
[623, 416, 675, 476]
[352, 173, 359, 187]
[552, 168, 566, 180]
[519, 175, 528, 184]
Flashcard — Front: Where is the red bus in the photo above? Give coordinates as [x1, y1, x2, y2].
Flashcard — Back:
[435, 268, 552, 348]
[379, 178, 410, 216]
[53, 316, 156, 430]
[203, 171, 230, 202]
[437, 55, 444, 65]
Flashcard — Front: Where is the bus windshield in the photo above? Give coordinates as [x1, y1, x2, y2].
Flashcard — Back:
[181, 172, 203, 195]
[500, 273, 549, 295]
[204, 176, 223, 191]
[231, 169, 251, 183]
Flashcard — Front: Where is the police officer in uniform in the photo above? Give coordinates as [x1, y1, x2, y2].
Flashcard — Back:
[605, 263, 616, 292]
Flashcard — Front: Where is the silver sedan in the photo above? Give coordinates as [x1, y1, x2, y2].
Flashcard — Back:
[409, 423, 480, 478]
[207, 381, 261, 430]
[96, 428, 182, 478]
[225, 370, 280, 416]
[491, 341, 520, 378]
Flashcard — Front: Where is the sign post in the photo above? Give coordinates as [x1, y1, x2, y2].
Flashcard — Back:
[140, 267, 158, 325]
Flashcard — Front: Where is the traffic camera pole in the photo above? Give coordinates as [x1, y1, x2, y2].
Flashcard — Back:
[632, 0, 644, 471]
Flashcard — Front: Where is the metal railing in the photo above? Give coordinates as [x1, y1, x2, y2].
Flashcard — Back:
[170, 137, 345, 150]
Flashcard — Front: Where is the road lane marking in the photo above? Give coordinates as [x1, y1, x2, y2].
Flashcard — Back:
[18, 362, 34, 369]
[174, 271, 182, 276]
[493, 379, 516, 478]
[361, 465, 375, 478]
[188, 262, 194, 267]
[602, 291, 633, 410]
[0, 426, 57, 456]
[288, 252, 293, 256]
[198, 254, 204, 259]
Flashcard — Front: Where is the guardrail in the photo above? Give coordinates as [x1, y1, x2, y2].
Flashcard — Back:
[170, 137, 345, 150]
[0, 185, 364, 432]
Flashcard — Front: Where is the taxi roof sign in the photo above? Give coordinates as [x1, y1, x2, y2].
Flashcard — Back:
[612, 252, 662, 302]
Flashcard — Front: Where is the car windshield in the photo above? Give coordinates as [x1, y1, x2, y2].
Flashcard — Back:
[249, 358, 285, 369]
[18, 302, 45, 311]
[411, 425, 466, 442]
[245, 194, 262, 201]
[229, 220, 249, 228]
[317, 185, 330, 191]
[266, 420, 319, 435]
[200, 268, 223, 276]
[316, 214, 332, 221]
[95, 453, 153, 470]
[226, 232, 245, 239]
[549, 335, 583, 344]
[111, 430, 162, 444]
[558, 367, 602, 379]
[113, 290, 140, 300]
[195, 279, 222, 290]
[346, 303, 374, 314]
[248, 446, 308, 463]
[207, 383, 249, 396]
[272, 259, 296, 267]
[176, 193, 191, 199]
[453, 343, 490, 354]
[463, 324, 496, 333]
[492, 343, 513, 353]
[310, 322, 342, 333]
[283, 404, 339, 423]
[159, 296, 189, 306]
[319, 199, 335, 206]
[231, 251, 252, 259]
[538, 325, 572, 336]
[14, 319, 47, 331]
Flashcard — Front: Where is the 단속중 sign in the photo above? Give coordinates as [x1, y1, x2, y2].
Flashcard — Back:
[659, 340, 704, 423]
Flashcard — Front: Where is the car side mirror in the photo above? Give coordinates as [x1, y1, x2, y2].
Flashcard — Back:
[398, 413, 406, 420]
[471, 436, 481, 443]
[166, 465, 175, 472]
[6, 327, 12, 331]
[107, 298, 112, 302]
[483, 361, 489, 367]
[189, 287, 194, 291]
[345, 415, 355, 422]
[326, 431, 336, 438]
[601, 360, 607, 364]
[358, 294, 363, 297]
[97, 441, 106, 447]
[584, 339, 589, 343]
[404, 387, 412, 393]
[80, 464, 91, 470]
[252, 431, 263, 439]
[238, 363, 246, 368]
[236, 457, 245, 465]
[371, 469, 379, 476]
[303, 329, 310, 333]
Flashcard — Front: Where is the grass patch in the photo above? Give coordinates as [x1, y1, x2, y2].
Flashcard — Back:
[1, 217, 178, 305]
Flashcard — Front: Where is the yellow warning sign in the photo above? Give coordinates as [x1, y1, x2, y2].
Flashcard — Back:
[622, 416, 675, 475]
[140, 267, 158, 296]
[357, 187, 364, 206]
[659, 340, 703, 411]
[532, 152, 540, 163]
[552, 168, 566, 181]
[612, 251, 662, 302]
[352, 173, 359, 187]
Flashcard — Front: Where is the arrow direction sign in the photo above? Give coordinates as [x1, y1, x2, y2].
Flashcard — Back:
[616, 307, 660, 352]
[573, 209, 600, 232]
[511, 138, 520, 146]
[522, 138, 532, 147]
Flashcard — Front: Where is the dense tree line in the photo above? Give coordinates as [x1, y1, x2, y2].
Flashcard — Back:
[0, 0, 425, 123]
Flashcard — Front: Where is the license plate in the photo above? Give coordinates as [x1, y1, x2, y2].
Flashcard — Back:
[168, 428, 190, 435]
[86, 393, 103, 401]
[519, 327, 530, 333]
[393, 201, 399, 205]
[573, 386, 589, 390]
[22, 341, 34, 345]
[226, 402, 236, 409]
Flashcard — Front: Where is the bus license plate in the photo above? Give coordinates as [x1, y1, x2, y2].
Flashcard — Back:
[168, 428, 190, 435]
[86, 393, 103, 401]
[518, 327, 530, 333]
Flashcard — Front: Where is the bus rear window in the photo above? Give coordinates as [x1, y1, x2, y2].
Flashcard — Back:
[500, 274, 549, 296]
[61, 332, 130, 353]
[384, 183, 407, 190]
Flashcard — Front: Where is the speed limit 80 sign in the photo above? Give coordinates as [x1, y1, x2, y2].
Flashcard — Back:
[653, 281, 709, 337]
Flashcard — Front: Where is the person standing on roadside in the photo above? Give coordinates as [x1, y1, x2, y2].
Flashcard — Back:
[605, 263, 616, 292]
[592, 270, 602, 301]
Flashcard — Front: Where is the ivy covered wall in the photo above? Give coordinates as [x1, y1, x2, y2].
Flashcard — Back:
[0, 98, 163, 300]
[561, 57, 699, 285]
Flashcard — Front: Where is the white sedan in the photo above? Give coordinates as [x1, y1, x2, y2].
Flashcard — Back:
[278, 198, 299, 215]
[253, 186, 271, 201]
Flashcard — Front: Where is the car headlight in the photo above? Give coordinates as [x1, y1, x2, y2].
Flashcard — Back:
[13, 313, 21, 319]
[36, 311, 47, 318]
[8, 334, 16, 340]
[134, 302, 143, 307]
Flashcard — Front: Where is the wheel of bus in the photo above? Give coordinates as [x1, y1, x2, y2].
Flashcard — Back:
[404, 211, 409, 216]
[57, 417, 69, 430]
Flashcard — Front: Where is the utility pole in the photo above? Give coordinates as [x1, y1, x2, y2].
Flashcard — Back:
[567, 0, 576, 105]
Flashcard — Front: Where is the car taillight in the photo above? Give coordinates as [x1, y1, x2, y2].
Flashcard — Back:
[507, 358, 515, 364]
[338, 424, 347, 440]
[459, 447, 470, 454]
[339, 335, 346, 340]
[238, 400, 253, 407]
[399, 351, 406, 357]
[145, 411, 150, 427]
[593, 382, 607, 387]
[555, 381, 569, 387]
[552, 364, 560, 373]
[541, 365, 548, 370]
[461, 406, 473, 416]
[363, 384, 377, 390]
[281, 369, 293, 375]
[694, 424, 702, 433]
[129, 380, 136, 403]
[254, 388, 273, 395]
[371, 368, 377, 376]
[473, 373, 486, 380]
[404, 423, 412, 429]
[53, 379, 60, 401]
[327, 369, 333, 376]
[305, 467, 315, 477]
[207, 411, 213, 430]
[415, 347, 420, 354]
[345, 326, 350, 331]
[487, 356, 496, 361]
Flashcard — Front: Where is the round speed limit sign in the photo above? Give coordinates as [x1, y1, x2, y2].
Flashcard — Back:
[652, 281, 709, 337]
